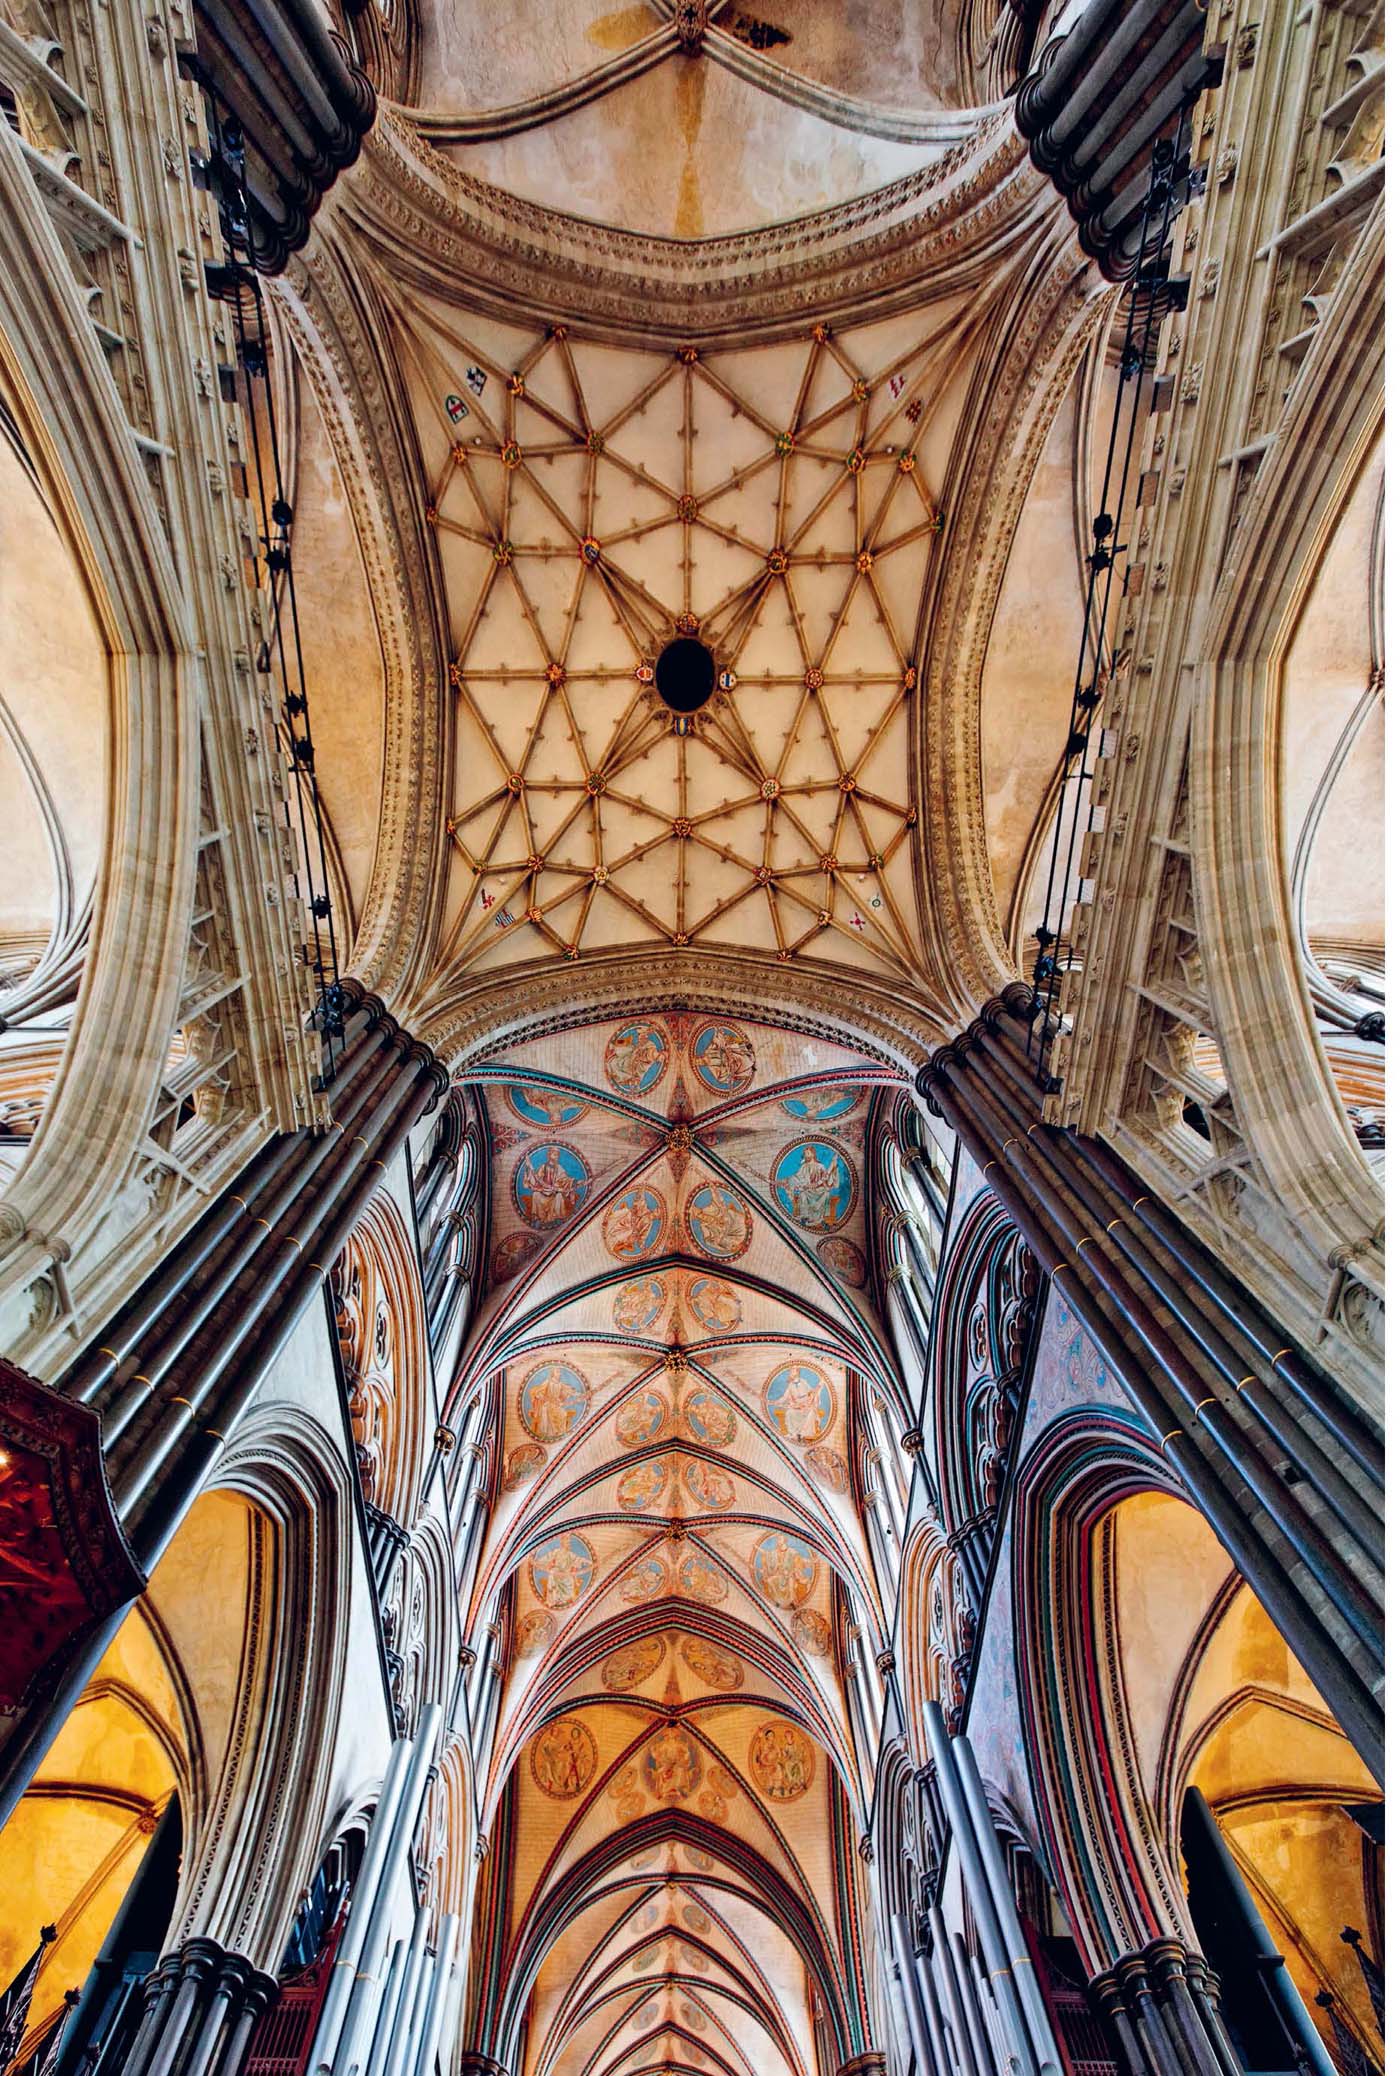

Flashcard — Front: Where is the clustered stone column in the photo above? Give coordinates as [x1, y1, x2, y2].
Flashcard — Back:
[119, 1939, 279, 2076]
[917, 986, 1383, 1781]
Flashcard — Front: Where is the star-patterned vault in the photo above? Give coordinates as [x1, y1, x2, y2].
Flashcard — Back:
[394, 297, 983, 983]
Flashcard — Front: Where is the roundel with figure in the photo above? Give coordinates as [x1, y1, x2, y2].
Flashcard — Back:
[513, 1142, 590, 1228]
[750, 1719, 815, 1800]
[781, 1086, 859, 1120]
[685, 1183, 751, 1260]
[771, 1139, 856, 1231]
[613, 1275, 667, 1332]
[605, 1021, 670, 1096]
[762, 1361, 835, 1444]
[530, 1715, 597, 1797]
[752, 1531, 819, 1608]
[603, 1187, 666, 1261]
[530, 1532, 596, 1608]
[518, 1360, 590, 1443]
[690, 1022, 756, 1095]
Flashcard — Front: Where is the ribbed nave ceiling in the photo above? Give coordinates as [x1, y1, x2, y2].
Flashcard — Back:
[456, 1013, 907, 2076]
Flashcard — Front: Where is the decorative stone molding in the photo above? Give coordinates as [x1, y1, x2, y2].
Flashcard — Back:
[327, 99, 1050, 344]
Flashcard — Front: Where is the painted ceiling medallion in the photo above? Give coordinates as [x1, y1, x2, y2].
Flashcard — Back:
[614, 1275, 668, 1333]
[604, 1187, 668, 1261]
[518, 1359, 590, 1442]
[684, 1182, 751, 1261]
[616, 1389, 669, 1447]
[683, 1459, 735, 1513]
[530, 1531, 596, 1607]
[679, 1637, 744, 1692]
[642, 1723, 703, 1803]
[690, 1023, 756, 1095]
[686, 1274, 742, 1333]
[771, 1138, 856, 1231]
[763, 1360, 836, 1444]
[530, 1715, 597, 1797]
[506, 1082, 589, 1127]
[618, 1460, 669, 1513]
[752, 1531, 819, 1608]
[750, 1720, 816, 1800]
[513, 1141, 590, 1227]
[605, 1021, 671, 1097]
[817, 1234, 868, 1288]
[602, 1636, 667, 1692]
[681, 1388, 736, 1449]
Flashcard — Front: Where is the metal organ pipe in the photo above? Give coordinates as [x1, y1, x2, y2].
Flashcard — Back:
[310, 1704, 442, 2075]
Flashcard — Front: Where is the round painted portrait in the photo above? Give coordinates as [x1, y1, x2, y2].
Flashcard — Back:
[619, 1555, 670, 1604]
[762, 1360, 835, 1444]
[689, 1022, 756, 1096]
[771, 1139, 856, 1232]
[817, 1235, 868, 1289]
[681, 1903, 712, 1935]
[685, 1274, 742, 1334]
[513, 1141, 590, 1229]
[603, 1636, 666, 1692]
[751, 1531, 819, 1609]
[677, 1550, 728, 1605]
[781, 1086, 860, 1121]
[515, 1609, 556, 1656]
[641, 1722, 702, 1803]
[632, 1902, 659, 1933]
[682, 1388, 736, 1449]
[529, 1531, 596, 1608]
[491, 1229, 543, 1286]
[530, 1715, 597, 1798]
[603, 1186, 666, 1262]
[685, 1845, 714, 1872]
[679, 1636, 744, 1692]
[518, 1359, 590, 1444]
[685, 1182, 751, 1262]
[507, 1083, 589, 1129]
[504, 1441, 546, 1490]
[605, 1021, 670, 1097]
[749, 1720, 815, 1801]
[613, 1275, 667, 1334]
[616, 1388, 669, 1448]
[805, 1444, 849, 1495]
[683, 1458, 735, 1513]
[792, 1608, 832, 1656]
[617, 1460, 668, 1513]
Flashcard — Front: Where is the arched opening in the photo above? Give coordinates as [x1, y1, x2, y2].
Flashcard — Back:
[0, 372, 108, 1168]
[0, 1489, 256, 2069]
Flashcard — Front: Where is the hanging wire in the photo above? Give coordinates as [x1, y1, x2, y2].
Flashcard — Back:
[1027, 102, 1198, 1087]
[190, 86, 348, 1081]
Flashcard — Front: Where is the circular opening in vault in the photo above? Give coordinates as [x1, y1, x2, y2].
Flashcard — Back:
[655, 637, 716, 715]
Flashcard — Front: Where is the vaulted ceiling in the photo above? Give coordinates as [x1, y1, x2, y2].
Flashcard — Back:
[267, 8, 1115, 2067]
[453, 1014, 905, 2076]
